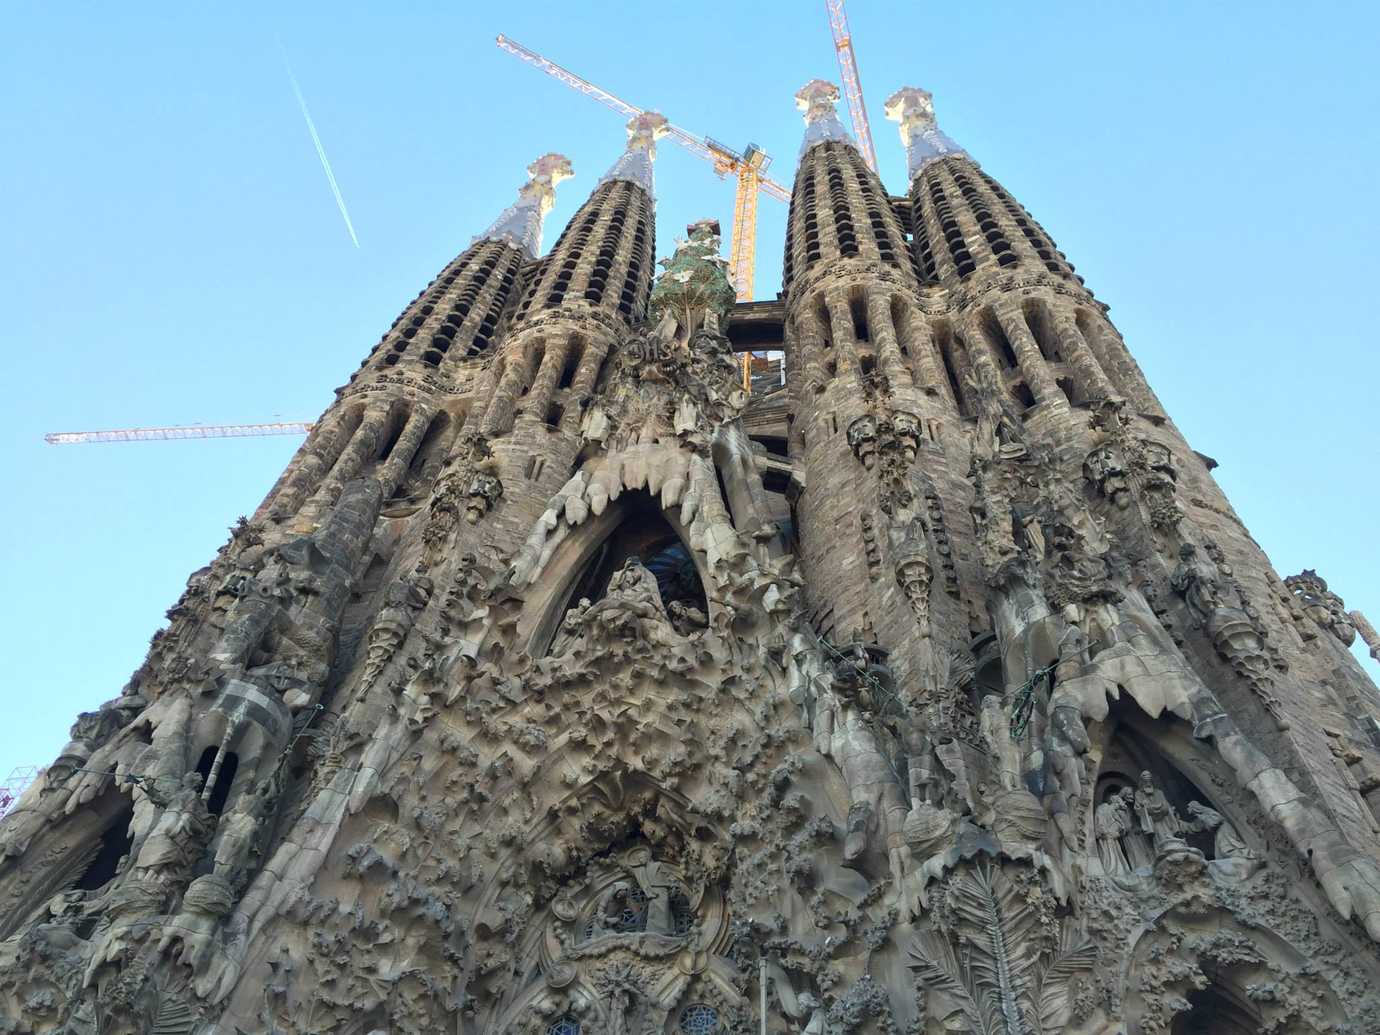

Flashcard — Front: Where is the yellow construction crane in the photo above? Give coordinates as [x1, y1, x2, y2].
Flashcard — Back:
[824, 0, 878, 172]
[496, 34, 790, 305]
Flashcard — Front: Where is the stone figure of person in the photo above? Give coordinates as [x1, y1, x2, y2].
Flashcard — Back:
[548, 596, 594, 656]
[1094, 793, 1132, 875]
[966, 363, 1026, 458]
[787, 632, 827, 730]
[1133, 770, 1185, 853]
[589, 558, 670, 639]
[1185, 801, 1262, 879]
[813, 654, 912, 915]
[630, 858, 679, 936]
[667, 599, 708, 636]
[212, 779, 275, 886]
[131, 771, 216, 880]
[593, 882, 634, 934]
[815, 658, 907, 863]
[978, 694, 1023, 794]
[605, 985, 635, 1035]
[1170, 542, 1223, 627]
[1118, 787, 1154, 869]
[797, 992, 834, 1035]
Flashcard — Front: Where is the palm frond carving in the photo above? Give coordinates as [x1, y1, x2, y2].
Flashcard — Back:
[907, 862, 1095, 1035]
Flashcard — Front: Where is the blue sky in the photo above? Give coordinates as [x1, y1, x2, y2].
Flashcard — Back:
[2, 2, 1377, 775]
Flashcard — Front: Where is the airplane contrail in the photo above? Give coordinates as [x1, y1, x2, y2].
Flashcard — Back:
[277, 40, 359, 248]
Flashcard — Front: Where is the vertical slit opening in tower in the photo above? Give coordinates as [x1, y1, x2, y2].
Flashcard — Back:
[194, 746, 240, 817]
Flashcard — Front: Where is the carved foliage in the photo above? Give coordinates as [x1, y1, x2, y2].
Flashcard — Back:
[907, 862, 1095, 1035]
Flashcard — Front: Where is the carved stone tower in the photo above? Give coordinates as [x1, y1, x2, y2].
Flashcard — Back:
[4, 76, 1380, 1035]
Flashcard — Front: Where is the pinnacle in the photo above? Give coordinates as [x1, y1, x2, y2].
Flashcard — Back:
[885, 85, 965, 179]
[600, 111, 669, 196]
[795, 78, 855, 157]
[475, 152, 575, 260]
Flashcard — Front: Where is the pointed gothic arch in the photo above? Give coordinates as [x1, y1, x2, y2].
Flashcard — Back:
[514, 488, 712, 657]
[0, 782, 136, 939]
[1123, 908, 1345, 1034]
[1092, 697, 1243, 863]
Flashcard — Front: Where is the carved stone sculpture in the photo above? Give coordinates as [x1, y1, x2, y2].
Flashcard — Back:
[359, 571, 434, 690]
[212, 779, 275, 888]
[1133, 770, 1189, 856]
[1286, 569, 1357, 646]
[846, 414, 879, 470]
[1169, 542, 1222, 628]
[1094, 794, 1132, 875]
[129, 772, 215, 883]
[1083, 442, 1130, 509]
[6, 79, 1380, 1035]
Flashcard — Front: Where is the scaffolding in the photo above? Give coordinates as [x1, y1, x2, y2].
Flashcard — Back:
[0, 766, 41, 821]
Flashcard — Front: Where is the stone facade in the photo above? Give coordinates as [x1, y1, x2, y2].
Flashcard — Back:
[2, 84, 1379, 1035]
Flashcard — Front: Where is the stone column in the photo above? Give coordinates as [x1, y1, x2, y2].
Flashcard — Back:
[1080, 312, 1160, 415]
[376, 406, 435, 499]
[414, 413, 462, 487]
[559, 336, 612, 434]
[960, 314, 1010, 395]
[995, 303, 1061, 405]
[1048, 302, 1116, 401]
[794, 306, 829, 397]
[825, 289, 863, 387]
[298, 408, 390, 523]
[481, 341, 541, 437]
[868, 288, 914, 391]
[521, 334, 572, 424]
[269, 410, 360, 519]
[898, 304, 952, 407]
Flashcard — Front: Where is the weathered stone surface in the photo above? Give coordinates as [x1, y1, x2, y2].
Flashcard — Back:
[2, 82, 1379, 1035]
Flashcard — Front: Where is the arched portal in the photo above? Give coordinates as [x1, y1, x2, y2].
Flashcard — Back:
[524, 490, 710, 657]
[1094, 699, 1231, 862]
[561, 493, 706, 617]
[1170, 980, 1261, 1035]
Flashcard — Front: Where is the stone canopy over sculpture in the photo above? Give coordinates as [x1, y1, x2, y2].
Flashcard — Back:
[2, 71, 1379, 1035]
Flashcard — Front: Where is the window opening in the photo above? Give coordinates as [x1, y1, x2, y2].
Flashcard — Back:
[75, 799, 135, 891]
[679, 1005, 720, 1035]
[194, 745, 239, 817]
[849, 293, 870, 343]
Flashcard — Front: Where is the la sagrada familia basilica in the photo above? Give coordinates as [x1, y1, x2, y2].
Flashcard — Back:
[4, 72, 1380, 1035]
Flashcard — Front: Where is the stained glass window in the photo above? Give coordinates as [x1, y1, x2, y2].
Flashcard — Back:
[679, 1004, 719, 1035]
[546, 1016, 580, 1035]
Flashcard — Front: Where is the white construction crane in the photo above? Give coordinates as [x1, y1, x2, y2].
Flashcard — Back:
[45, 422, 313, 446]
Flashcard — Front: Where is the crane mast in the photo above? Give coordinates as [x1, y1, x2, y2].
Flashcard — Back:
[825, 0, 879, 172]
